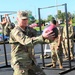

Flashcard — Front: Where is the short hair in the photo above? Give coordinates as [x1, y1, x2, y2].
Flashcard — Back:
[2, 17, 6, 20]
[51, 19, 56, 25]
[64, 18, 71, 22]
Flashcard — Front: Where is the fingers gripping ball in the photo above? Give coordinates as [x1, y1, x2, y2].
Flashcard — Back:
[43, 24, 58, 40]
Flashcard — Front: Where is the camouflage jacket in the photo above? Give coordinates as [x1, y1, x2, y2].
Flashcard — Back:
[9, 25, 51, 65]
[63, 24, 74, 39]
[4, 22, 15, 36]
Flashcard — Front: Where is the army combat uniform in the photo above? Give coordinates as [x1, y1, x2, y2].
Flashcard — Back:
[63, 24, 74, 60]
[9, 25, 50, 75]
[4, 22, 15, 36]
[50, 26, 63, 69]
[0, 22, 15, 41]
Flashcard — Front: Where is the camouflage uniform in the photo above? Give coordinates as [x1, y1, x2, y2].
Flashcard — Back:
[63, 24, 74, 60]
[61, 27, 66, 57]
[0, 22, 15, 41]
[1, 15, 15, 37]
[50, 26, 63, 69]
[4, 22, 15, 36]
[9, 25, 47, 75]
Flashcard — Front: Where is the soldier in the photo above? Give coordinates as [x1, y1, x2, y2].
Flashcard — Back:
[50, 20, 63, 69]
[0, 14, 15, 37]
[63, 19, 74, 60]
[62, 26, 66, 59]
[9, 10, 56, 75]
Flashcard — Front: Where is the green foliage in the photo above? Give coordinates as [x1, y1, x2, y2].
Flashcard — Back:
[34, 26, 45, 31]
[72, 18, 75, 23]
[47, 15, 54, 22]
[72, 23, 75, 26]
[22, 10, 36, 25]
[13, 10, 75, 28]
[34, 23, 75, 32]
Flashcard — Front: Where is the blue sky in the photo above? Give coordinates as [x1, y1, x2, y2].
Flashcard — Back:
[0, 0, 75, 21]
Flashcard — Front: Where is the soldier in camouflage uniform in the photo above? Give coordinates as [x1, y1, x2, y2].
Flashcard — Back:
[63, 19, 74, 60]
[50, 20, 63, 69]
[0, 14, 15, 37]
[9, 11, 56, 75]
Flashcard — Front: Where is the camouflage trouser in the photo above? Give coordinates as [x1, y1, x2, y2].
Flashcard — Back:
[64, 46, 74, 58]
[62, 41, 66, 55]
[64, 39, 74, 58]
[13, 61, 46, 75]
[50, 43, 63, 64]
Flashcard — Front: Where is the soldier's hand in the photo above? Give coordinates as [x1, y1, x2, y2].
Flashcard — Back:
[4, 14, 9, 17]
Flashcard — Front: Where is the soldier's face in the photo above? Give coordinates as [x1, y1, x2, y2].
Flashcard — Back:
[2, 17, 7, 23]
[17, 17, 28, 27]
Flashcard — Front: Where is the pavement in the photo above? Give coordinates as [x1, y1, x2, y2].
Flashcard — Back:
[0, 43, 75, 75]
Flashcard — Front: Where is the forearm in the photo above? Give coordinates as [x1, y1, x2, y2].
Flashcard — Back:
[0, 21, 6, 25]
[12, 31, 44, 47]
[11, 26, 54, 47]
[25, 36, 53, 47]
[7, 16, 11, 23]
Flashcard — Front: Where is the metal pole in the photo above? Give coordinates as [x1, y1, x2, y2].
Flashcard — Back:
[65, 3, 71, 69]
[39, 4, 65, 9]
[38, 8, 45, 67]
[0, 11, 16, 13]
[55, 0, 58, 14]
[38, 8, 42, 33]
[55, 0, 58, 20]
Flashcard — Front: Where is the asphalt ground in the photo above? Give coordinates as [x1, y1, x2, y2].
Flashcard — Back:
[0, 43, 75, 75]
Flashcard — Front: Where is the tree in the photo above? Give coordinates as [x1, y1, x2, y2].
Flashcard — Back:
[56, 10, 72, 23]
[47, 15, 55, 22]
[57, 10, 62, 19]
[72, 13, 75, 23]
[26, 10, 36, 24]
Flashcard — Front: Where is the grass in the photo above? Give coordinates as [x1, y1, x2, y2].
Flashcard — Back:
[33, 23, 75, 31]
[72, 23, 75, 26]
[61, 23, 75, 26]
[34, 26, 45, 31]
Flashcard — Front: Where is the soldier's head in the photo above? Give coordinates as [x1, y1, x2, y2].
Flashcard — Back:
[17, 11, 28, 28]
[1, 17, 7, 25]
[64, 18, 72, 25]
[51, 19, 57, 26]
